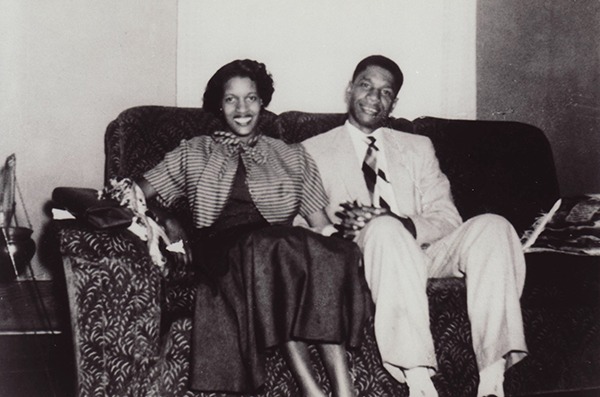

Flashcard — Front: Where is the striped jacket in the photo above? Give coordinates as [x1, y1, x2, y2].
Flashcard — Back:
[144, 134, 328, 228]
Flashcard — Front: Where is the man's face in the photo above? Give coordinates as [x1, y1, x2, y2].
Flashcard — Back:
[346, 65, 398, 134]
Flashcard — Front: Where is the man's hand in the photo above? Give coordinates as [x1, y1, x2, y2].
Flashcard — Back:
[334, 202, 383, 239]
[334, 201, 416, 240]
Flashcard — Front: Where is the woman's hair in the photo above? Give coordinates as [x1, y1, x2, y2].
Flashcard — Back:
[203, 59, 275, 117]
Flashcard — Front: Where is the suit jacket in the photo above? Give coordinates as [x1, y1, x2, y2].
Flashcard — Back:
[302, 123, 462, 245]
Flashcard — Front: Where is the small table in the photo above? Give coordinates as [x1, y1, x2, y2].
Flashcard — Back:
[0, 281, 73, 397]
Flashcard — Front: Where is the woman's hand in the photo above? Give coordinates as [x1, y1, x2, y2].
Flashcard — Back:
[134, 177, 193, 266]
[305, 209, 340, 237]
[163, 217, 193, 267]
[147, 205, 192, 267]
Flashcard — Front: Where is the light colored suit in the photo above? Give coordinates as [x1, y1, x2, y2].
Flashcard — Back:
[303, 123, 528, 382]
[302, 124, 462, 245]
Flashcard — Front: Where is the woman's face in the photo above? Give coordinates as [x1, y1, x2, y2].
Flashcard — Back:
[221, 76, 262, 140]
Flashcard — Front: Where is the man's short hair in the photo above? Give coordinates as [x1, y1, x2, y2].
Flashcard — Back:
[352, 55, 404, 95]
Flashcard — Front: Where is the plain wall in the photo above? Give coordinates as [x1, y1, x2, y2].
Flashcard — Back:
[1, 1, 178, 279]
[177, 0, 477, 121]
[478, 0, 600, 196]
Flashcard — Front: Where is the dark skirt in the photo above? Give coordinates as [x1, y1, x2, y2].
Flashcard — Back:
[189, 225, 371, 393]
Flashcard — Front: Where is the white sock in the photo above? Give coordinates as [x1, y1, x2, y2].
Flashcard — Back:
[477, 358, 506, 397]
[404, 367, 438, 397]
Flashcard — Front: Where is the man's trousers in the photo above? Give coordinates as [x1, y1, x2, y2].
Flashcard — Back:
[355, 214, 528, 383]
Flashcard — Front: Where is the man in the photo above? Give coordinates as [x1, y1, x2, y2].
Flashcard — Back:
[302, 55, 528, 397]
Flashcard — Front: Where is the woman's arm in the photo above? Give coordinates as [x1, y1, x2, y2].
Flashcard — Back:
[306, 209, 337, 236]
[135, 176, 158, 201]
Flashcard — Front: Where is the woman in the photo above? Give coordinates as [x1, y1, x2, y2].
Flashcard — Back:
[136, 59, 369, 397]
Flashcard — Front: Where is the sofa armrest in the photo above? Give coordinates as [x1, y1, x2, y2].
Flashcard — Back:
[58, 222, 164, 397]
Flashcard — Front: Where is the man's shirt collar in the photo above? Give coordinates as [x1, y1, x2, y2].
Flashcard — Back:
[345, 120, 384, 142]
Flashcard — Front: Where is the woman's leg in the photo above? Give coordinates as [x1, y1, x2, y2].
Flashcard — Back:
[283, 341, 355, 397]
[282, 341, 327, 397]
[317, 343, 355, 397]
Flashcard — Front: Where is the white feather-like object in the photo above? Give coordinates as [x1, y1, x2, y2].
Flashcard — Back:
[521, 198, 562, 252]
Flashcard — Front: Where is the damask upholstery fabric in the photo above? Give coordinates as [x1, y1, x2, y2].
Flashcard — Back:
[57, 106, 600, 397]
[59, 223, 600, 396]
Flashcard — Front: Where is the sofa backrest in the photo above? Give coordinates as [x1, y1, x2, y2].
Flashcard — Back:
[412, 117, 560, 235]
[104, 106, 279, 182]
[105, 106, 559, 235]
[274, 111, 414, 143]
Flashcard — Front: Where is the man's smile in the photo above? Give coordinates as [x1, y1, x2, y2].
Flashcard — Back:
[359, 104, 380, 116]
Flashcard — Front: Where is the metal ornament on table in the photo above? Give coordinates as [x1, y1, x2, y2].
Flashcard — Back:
[0, 154, 36, 282]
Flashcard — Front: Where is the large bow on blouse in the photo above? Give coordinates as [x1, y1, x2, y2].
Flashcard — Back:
[212, 131, 267, 165]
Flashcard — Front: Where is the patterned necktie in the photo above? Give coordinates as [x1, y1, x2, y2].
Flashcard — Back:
[361, 136, 391, 210]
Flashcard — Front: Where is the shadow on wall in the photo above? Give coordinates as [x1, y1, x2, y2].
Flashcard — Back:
[36, 201, 65, 280]
[477, 0, 600, 196]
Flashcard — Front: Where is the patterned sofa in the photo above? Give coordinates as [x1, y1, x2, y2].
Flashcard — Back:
[56, 106, 600, 397]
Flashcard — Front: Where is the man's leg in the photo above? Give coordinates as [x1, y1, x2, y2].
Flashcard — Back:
[355, 216, 437, 388]
[426, 214, 528, 397]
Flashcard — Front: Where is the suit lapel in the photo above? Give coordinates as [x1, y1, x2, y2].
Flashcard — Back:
[381, 129, 416, 213]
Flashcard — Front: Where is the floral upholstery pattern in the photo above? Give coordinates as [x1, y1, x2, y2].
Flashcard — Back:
[57, 106, 600, 397]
